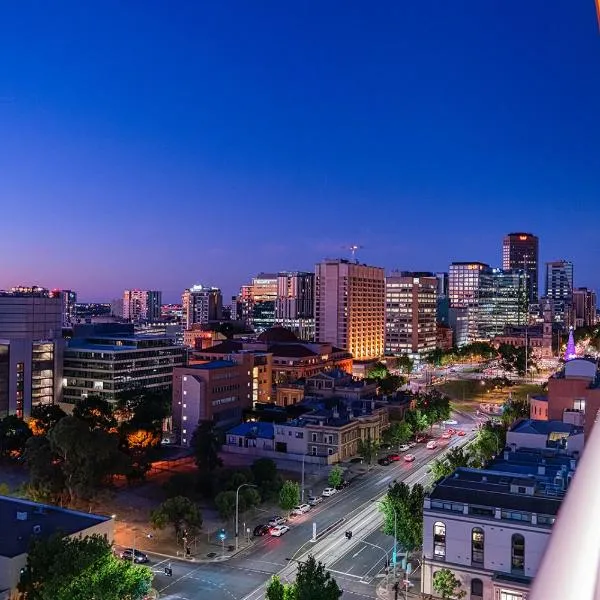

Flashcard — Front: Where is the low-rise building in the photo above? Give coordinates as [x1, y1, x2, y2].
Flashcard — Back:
[172, 357, 253, 445]
[507, 419, 584, 455]
[0, 495, 113, 597]
[422, 448, 575, 600]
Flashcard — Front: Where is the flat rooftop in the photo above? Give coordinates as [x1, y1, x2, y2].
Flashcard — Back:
[0, 495, 110, 558]
[186, 359, 237, 370]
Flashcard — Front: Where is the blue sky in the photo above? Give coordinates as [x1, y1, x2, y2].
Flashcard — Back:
[0, 1, 599, 302]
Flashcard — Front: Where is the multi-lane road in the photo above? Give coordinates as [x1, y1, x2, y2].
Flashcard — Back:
[150, 414, 478, 600]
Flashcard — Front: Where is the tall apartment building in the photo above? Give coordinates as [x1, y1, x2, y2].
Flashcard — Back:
[0, 287, 64, 418]
[63, 323, 186, 405]
[123, 290, 162, 322]
[250, 274, 278, 333]
[572, 287, 597, 328]
[448, 262, 490, 346]
[502, 232, 539, 303]
[315, 259, 385, 361]
[544, 261, 574, 325]
[181, 285, 222, 330]
[385, 272, 437, 361]
[275, 271, 315, 340]
[436, 272, 450, 326]
[51, 289, 77, 327]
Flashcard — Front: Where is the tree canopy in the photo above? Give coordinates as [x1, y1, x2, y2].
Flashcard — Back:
[150, 495, 203, 539]
[72, 396, 117, 431]
[279, 480, 300, 512]
[328, 465, 344, 488]
[18, 533, 152, 600]
[191, 421, 223, 472]
[29, 404, 67, 436]
[432, 568, 466, 599]
[380, 482, 425, 553]
[0, 414, 32, 459]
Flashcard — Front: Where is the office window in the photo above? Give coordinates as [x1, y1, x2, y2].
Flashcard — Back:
[511, 534, 525, 572]
[472, 528, 484, 564]
[433, 522, 446, 559]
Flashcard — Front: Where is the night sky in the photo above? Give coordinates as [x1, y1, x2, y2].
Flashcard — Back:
[1, 1, 599, 302]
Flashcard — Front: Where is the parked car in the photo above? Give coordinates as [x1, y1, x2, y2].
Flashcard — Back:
[404, 454, 416, 462]
[270, 525, 290, 537]
[408, 441, 417, 448]
[335, 480, 350, 490]
[292, 504, 311, 515]
[253, 524, 271, 537]
[307, 496, 322, 507]
[120, 548, 149, 564]
[457, 430, 466, 437]
[268, 516, 287, 527]
[349, 457, 364, 464]
[387, 453, 401, 462]
[415, 435, 427, 443]
[322, 487, 337, 497]
[441, 431, 452, 439]
[378, 457, 391, 466]
[426, 440, 438, 449]
[443, 419, 458, 425]
[398, 444, 410, 452]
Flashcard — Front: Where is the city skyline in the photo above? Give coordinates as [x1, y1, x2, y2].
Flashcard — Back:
[1, 2, 599, 301]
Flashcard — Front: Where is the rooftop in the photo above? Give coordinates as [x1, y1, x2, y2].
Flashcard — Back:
[228, 421, 274, 439]
[0, 495, 110, 558]
[187, 359, 238, 370]
[511, 419, 583, 437]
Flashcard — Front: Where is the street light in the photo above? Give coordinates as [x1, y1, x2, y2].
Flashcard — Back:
[236, 483, 257, 552]
[301, 453, 306, 504]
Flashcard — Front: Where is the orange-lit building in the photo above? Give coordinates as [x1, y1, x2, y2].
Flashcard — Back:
[436, 323, 454, 351]
[183, 324, 226, 349]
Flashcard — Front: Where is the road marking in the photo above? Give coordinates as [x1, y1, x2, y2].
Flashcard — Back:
[352, 545, 367, 559]
[375, 475, 392, 486]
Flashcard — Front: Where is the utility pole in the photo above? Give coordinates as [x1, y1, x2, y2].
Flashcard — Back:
[235, 483, 257, 551]
[301, 453, 306, 503]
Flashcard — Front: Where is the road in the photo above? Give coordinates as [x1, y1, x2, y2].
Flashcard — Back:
[149, 413, 478, 600]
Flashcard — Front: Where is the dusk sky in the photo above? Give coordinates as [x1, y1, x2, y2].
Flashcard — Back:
[1, 2, 599, 303]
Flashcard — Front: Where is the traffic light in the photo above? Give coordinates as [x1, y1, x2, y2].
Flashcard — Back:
[218, 529, 226, 541]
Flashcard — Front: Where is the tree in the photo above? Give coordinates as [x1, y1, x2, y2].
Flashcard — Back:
[18, 532, 152, 600]
[415, 390, 451, 427]
[214, 490, 237, 520]
[279, 480, 300, 512]
[72, 396, 116, 431]
[29, 404, 67, 436]
[404, 409, 429, 436]
[191, 421, 223, 472]
[472, 422, 507, 464]
[380, 482, 425, 553]
[251, 457, 283, 500]
[116, 386, 171, 430]
[0, 415, 32, 459]
[395, 355, 414, 375]
[378, 374, 404, 396]
[23, 435, 64, 502]
[328, 465, 344, 488]
[501, 396, 530, 428]
[266, 575, 289, 600]
[120, 425, 161, 480]
[294, 554, 342, 600]
[386, 421, 413, 449]
[432, 568, 466, 599]
[367, 362, 389, 380]
[150, 495, 203, 538]
[357, 437, 380, 466]
[430, 447, 474, 481]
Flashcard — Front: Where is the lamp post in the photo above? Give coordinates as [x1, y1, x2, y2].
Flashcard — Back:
[236, 483, 257, 552]
[393, 508, 398, 583]
[301, 453, 306, 504]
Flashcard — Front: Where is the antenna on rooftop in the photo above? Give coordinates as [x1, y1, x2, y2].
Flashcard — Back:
[343, 244, 364, 262]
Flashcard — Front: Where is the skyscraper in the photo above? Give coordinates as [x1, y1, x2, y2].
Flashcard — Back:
[50, 289, 77, 327]
[181, 285, 223, 329]
[545, 260, 574, 325]
[315, 258, 385, 360]
[250, 274, 278, 333]
[502, 232, 539, 303]
[573, 288, 597, 328]
[123, 290, 162, 322]
[385, 272, 437, 360]
[275, 271, 315, 340]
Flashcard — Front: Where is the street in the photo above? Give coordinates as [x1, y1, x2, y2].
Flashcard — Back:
[149, 413, 478, 599]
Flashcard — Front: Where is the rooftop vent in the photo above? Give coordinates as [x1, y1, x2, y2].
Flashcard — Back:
[16, 511, 28, 521]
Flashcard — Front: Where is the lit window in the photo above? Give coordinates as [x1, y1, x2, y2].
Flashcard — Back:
[183, 377, 188, 381]
[183, 416, 187, 421]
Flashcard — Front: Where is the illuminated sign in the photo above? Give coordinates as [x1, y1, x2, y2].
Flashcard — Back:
[519, 236, 528, 240]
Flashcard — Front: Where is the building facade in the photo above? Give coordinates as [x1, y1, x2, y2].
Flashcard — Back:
[572, 287, 597, 328]
[181, 285, 222, 330]
[63, 324, 186, 405]
[122, 290, 162, 322]
[249, 274, 278, 333]
[385, 272, 437, 361]
[502, 232, 539, 303]
[315, 259, 385, 360]
[275, 271, 315, 340]
[0, 287, 64, 418]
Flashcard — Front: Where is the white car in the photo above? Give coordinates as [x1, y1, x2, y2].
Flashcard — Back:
[398, 444, 410, 452]
[426, 440, 438, 449]
[270, 525, 290, 537]
[268, 516, 287, 527]
[443, 419, 458, 426]
[322, 487, 337, 497]
[307, 496, 322, 507]
[291, 504, 311, 515]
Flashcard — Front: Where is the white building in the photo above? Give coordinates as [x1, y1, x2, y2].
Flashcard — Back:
[123, 289, 162, 322]
[422, 448, 575, 600]
[181, 285, 222, 330]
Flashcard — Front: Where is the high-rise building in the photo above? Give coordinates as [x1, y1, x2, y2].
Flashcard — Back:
[544, 260, 574, 326]
[123, 290, 162, 322]
[502, 232, 539, 303]
[0, 286, 64, 418]
[385, 272, 437, 360]
[573, 287, 597, 328]
[250, 274, 278, 333]
[181, 285, 222, 330]
[435, 272, 449, 325]
[51, 289, 77, 327]
[477, 268, 528, 339]
[275, 271, 315, 340]
[315, 258, 385, 360]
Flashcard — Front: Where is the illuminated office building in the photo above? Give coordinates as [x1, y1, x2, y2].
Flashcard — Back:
[275, 271, 315, 340]
[123, 290, 162, 322]
[181, 285, 222, 330]
[502, 232, 539, 303]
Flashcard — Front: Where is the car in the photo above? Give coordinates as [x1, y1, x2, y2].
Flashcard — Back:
[322, 487, 337, 497]
[387, 453, 401, 461]
[307, 495, 322, 506]
[270, 525, 290, 537]
[415, 435, 427, 443]
[120, 548, 149, 563]
[378, 457, 391, 466]
[443, 419, 458, 425]
[441, 431, 452, 439]
[398, 444, 410, 452]
[291, 504, 311, 515]
[457, 430, 466, 437]
[335, 480, 350, 490]
[253, 524, 271, 536]
[408, 441, 417, 448]
[426, 440, 438, 449]
[268, 516, 287, 527]
[349, 457, 364, 464]
[404, 454, 416, 462]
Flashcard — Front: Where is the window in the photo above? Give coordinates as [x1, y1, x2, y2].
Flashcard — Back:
[433, 522, 446, 559]
[471, 528, 484, 564]
[511, 534, 525, 572]
[500, 592, 524, 600]
[312, 433, 317, 442]
[311, 446, 317, 456]
[471, 579, 483, 598]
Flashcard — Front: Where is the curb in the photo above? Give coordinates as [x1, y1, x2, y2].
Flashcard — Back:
[148, 541, 255, 564]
